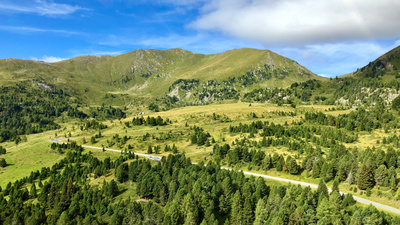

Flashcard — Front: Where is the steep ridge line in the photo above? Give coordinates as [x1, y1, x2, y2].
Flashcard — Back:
[50, 138, 400, 214]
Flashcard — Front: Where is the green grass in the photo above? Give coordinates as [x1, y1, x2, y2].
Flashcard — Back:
[2, 100, 397, 212]
[0, 48, 324, 105]
[0, 132, 65, 188]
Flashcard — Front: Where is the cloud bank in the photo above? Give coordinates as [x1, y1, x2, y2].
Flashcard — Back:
[191, 0, 400, 45]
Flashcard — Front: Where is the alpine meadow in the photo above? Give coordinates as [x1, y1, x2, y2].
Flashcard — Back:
[2, 1, 400, 224]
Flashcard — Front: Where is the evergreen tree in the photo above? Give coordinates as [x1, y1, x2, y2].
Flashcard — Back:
[147, 145, 153, 154]
[374, 165, 388, 186]
[254, 199, 268, 225]
[243, 197, 254, 224]
[230, 190, 243, 225]
[312, 161, 321, 178]
[286, 156, 299, 175]
[331, 179, 339, 193]
[30, 183, 37, 198]
[108, 180, 119, 197]
[0, 158, 6, 167]
[317, 180, 329, 200]
[357, 164, 375, 190]
[0, 146, 6, 155]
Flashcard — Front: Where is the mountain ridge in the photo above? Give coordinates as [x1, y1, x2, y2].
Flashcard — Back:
[0, 48, 323, 105]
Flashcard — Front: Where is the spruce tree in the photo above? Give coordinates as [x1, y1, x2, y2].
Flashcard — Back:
[374, 165, 388, 186]
[254, 199, 268, 225]
[357, 164, 375, 190]
[0, 158, 6, 167]
[147, 145, 153, 154]
[30, 183, 37, 198]
[317, 179, 329, 200]
[230, 190, 243, 225]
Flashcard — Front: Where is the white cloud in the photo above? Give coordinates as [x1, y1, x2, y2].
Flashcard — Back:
[191, 0, 400, 45]
[0, 25, 85, 35]
[0, 0, 88, 16]
[31, 55, 66, 63]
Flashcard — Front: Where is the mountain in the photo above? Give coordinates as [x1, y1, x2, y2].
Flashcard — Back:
[0, 48, 323, 105]
[355, 45, 400, 78]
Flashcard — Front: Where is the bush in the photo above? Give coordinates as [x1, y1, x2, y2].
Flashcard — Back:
[0, 158, 6, 167]
[366, 188, 372, 197]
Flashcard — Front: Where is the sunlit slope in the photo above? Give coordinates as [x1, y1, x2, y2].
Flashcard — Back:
[0, 48, 324, 103]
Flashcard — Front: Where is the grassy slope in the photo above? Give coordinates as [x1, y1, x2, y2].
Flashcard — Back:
[354, 45, 400, 78]
[0, 48, 325, 104]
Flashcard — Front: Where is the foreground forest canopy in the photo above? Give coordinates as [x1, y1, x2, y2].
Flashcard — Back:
[1, 46, 400, 224]
[1, 145, 399, 224]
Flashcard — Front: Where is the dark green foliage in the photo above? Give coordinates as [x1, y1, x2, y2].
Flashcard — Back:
[0, 82, 74, 142]
[317, 180, 329, 200]
[67, 107, 88, 118]
[0, 158, 6, 167]
[304, 104, 396, 132]
[0, 146, 6, 155]
[392, 96, 400, 110]
[88, 104, 126, 120]
[129, 116, 170, 126]
[191, 126, 211, 146]
[358, 164, 375, 190]
[243, 79, 323, 103]
[375, 165, 388, 186]
[90, 136, 96, 144]
[82, 119, 107, 130]
[0, 150, 390, 225]
[147, 145, 153, 154]
[148, 102, 160, 112]
[286, 156, 299, 175]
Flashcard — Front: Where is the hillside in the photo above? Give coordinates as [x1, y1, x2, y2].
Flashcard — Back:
[4, 47, 400, 224]
[355, 45, 400, 78]
[0, 48, 323, 105]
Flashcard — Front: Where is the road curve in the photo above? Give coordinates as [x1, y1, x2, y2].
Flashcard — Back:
[50, 138, 400, 214]
[237, 170, 400, 214]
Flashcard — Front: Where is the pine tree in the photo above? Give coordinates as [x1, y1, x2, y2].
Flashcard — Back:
[312, 161, 321, 178]
[332, 179, 339, 193]
[230, 190, 243, 225]
[357, 164, 375, 190]
[320, 162, 334, 182]
[0, 158, 6, 167]
[30, 183, 37, 198]
[242, 197, 253, 224]
[147, 145, 153, 154]
[254, 199, 268, 225]
[286, 156, 299, 175]
[317, 179, 329, 200]
[374, 165, 388, 186]
[108, 179, 119, 197]
[350, 210, 363, 225]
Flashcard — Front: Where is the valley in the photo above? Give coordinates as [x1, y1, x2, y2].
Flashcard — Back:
[1, 46, 400, 224]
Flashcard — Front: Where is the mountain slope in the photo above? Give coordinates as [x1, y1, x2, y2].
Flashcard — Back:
[0, 48, 324, 105]
[355, 45, 400, 78]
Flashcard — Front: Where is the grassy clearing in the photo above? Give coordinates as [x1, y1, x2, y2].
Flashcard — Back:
[3, 100, 397, 211]
[0, 131, 65, 188]
[0, 102, 351, 190]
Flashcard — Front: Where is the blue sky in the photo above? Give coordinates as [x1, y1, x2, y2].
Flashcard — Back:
[1, 0, 400, 77]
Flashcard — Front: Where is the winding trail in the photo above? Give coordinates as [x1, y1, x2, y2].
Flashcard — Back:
[50, 138, 400, 214]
